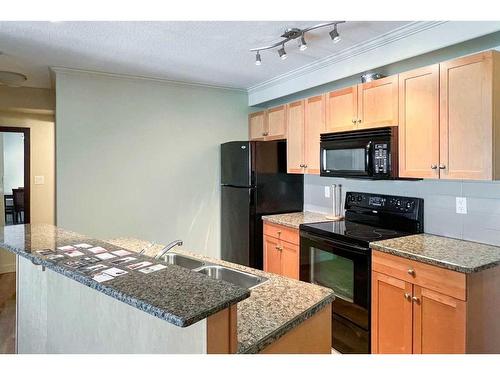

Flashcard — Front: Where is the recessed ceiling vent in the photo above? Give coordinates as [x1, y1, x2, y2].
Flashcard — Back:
[0, 71, 28, 87]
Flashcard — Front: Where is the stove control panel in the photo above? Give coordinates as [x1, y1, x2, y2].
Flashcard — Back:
[345, 192, 420, 214]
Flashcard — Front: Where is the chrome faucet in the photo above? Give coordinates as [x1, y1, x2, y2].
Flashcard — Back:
[154, 240, 183, 260]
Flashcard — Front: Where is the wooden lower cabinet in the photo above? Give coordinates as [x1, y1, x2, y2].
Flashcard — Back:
[412, 286, 466, 354]
[372, 250, 500, 354]
[372, 272, 413, 354]
[263, 222, 299, 280]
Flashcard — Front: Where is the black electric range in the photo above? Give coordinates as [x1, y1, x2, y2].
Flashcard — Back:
[299, 191, 424, 354]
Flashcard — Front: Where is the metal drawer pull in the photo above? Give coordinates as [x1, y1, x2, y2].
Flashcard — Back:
[404, 293, 412, 301]
[431, 164, 438, 170]
[407, 268, 416, 276]
[412, 296, 420, 304]
[439, 164, 446, 169]
[275, 246, 283, 251]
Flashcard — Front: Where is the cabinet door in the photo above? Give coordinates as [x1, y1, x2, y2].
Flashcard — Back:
[371, 271, 413, 354]
[357, 75, 399, 129]
[266, 105, 287, 140]
[263, 235, 281, 275]
[399, 65, 440, 179]
[304, 95, 324, 175]
[286, 100, 305, 174]
[439, 52, 493, 180]
[412, 286, 466, 354]
[280, 241, 299, 280]
[249, 111, 267, 140]
[325, 86, 358, 133]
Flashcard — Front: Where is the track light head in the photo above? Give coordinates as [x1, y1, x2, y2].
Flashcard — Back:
[329, 24, 341, 43]
[278, 45, 287, 60]
[255, 51, 262, 66]
[299, 35, 307, 51]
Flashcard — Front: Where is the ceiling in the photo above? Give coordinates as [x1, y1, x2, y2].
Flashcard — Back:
[0, 21, 411, 90]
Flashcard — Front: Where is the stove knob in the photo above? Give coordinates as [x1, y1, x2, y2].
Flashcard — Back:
[357, 196, 362, 202]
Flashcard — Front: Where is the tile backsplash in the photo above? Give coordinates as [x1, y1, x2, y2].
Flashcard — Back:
[305, 175, 500, 247]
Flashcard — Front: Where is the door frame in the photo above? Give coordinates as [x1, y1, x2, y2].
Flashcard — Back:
[0, 127, 30, 224]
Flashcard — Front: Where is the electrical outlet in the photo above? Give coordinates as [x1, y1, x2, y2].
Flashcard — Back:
[456, 197, 467, 214]
[324, 186, 331, 198]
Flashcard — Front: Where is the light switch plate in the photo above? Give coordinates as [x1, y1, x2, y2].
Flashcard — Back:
[456, 197, 467, 214]
[324, 186, 331, 198]
[34, 175, 45, 185]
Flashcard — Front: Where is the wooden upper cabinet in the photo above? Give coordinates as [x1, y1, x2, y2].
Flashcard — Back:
[439, 51, 495, 180]
[304, 95, 325, 174]
[372, 271, 413, 354]
[357, 75, 399, 129]
[399, 65, 440, 179]
[325, 86, 358, 133]
[249, 111, 267, 140]
[286, 100, 305, 174]
[266, 105, 287, 140]
[412, 286, 466, 354]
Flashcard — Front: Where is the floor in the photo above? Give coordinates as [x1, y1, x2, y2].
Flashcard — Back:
[0, 272, 16, 354]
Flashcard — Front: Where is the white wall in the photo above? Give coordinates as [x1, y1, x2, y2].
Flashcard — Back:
[3, 132, 24, 195]
[55, 70, 248, 258]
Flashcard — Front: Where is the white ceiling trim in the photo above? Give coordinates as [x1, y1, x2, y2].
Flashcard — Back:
[248, 21, 500, 105]
[50, 66, 247, 92]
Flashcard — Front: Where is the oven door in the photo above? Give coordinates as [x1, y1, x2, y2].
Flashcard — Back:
[300, 230, 370, 353]
[320, 138, 373, 178]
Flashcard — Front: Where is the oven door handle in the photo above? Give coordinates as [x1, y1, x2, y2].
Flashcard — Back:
[300, 230, 369, 253]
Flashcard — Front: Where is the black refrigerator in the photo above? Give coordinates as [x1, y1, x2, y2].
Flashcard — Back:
[220, 140, 304, 269]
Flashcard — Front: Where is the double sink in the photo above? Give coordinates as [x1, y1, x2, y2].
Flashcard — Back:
[163, 253, 267, 290]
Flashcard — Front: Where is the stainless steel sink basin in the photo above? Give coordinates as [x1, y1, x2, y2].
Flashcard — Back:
[162, 253, 205, 270]
[195, 265, 267, 289]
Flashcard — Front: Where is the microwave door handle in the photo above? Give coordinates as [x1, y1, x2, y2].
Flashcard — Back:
[365, 141, 373, 175]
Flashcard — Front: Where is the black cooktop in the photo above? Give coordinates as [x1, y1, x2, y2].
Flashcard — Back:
[300, 220, 411, 248]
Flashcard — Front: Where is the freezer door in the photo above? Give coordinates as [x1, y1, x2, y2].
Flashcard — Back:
[221, 186, 253, 267]
[221, 141, 252, 187]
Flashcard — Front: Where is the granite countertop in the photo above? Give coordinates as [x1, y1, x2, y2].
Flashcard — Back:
[105, 237, 335, 354]
[262, 211, 336, 229]
[371, 233, 500, 273]
[0, 224, 249, 327]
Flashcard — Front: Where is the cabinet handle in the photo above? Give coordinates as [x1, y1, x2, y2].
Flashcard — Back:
[263, 132, 269, 136]
[352, 119, 356, 124]
[431, 164, 438, 170]
[303, 164, 308, 168]
[357, 119, 362, 123]
[404, 293, 412, 301]
[277, 230, 281, 235]
[407, 268, 416, 277]
[412, 296, 420, 304]
[439, 164, 446, 169]
[275, 246, 283, 251]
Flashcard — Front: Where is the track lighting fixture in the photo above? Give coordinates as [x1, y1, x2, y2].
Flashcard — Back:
[278, 45, 287, 60]
[298, 35, 307, 51]
[250, 21, 345, 64]
[255, 51, 262, 66]
[329, 24, 341, 43]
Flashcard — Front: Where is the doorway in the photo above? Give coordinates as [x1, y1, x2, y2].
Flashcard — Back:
[0, 127, 30, 353]
[0, 127, 30, 226]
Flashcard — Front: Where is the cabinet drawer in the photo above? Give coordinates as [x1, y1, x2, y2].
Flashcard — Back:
[372, 251, 466, 301]
[263, 222, 299, 245]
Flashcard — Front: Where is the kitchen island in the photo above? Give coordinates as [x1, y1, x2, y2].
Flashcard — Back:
[0, 224, 334, 354]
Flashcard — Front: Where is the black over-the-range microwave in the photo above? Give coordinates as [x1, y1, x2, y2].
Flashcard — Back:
[320, 126, 399, 179]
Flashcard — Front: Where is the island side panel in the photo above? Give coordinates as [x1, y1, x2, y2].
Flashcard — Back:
[259, 303, 332, 354]
[17, 256, 207, 354]
[17, 255, 48, 353]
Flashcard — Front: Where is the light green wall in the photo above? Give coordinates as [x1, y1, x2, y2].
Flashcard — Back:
[55, 71, 248, 258]
[257, 30, 500, 108]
